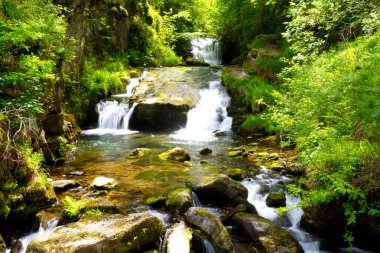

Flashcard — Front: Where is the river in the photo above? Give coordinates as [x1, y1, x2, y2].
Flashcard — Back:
[7, 37, 372, 253]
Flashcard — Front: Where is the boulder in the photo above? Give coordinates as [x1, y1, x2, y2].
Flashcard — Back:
[52, 179, 80, 192]
[199, 148, 212, 155]
[129, 101, 190, 131]
[231, 212, 303, 253]
[190, 174, 248, 204]
[226, 168, 251, 181]
[165, 188, 193, 213]
[128, 148, 152, 158]
[90, 176, 118, 190]
[266, 153, 280, 161]
[24, 172, 57, 207]
[159, 147, 191, 162]
[185, 207, 235, 253]
[145, 196, 167, 208]
[27, 214, 163, 253]
[268, 161, 305, 176]
[266, 192, 286, 208]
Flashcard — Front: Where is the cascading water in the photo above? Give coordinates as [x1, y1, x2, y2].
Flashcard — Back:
[191, 38, 222, 66]
[6, 219, 59, 253]
[242, 167, 321, 253]
[83, 71, 147, 135]
[172, 38, 231, 141]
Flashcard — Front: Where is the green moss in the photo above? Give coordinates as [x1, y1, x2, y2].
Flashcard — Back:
[145, 196, 166, 207]
[165, 188, 193, 213]
[226, 150, 243, 158]
[128, 148, 151, 158]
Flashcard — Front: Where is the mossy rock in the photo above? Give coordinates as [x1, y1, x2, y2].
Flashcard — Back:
[199, 147, 212, 155]
[185, 58, 210, 66]
[266, 192, 286, 208]
[268, 161, 305, 176]
[52, 179, 80, 192]
[232, 212, 303, 253]
[28, 214, 163, 253]
[190, 174, 248, 204]
[185, 207, 234, 253]
[226, 150, 244, 158]
[165, 188, 193, 213]
[159, 147, 191, 162]
[144, 196, 166, 208]
[226, 168, 250, 181]
[128, 148, 152, 158]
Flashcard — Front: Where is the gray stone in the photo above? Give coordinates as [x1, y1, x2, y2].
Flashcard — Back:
[90, 176, 118, 190]
[52, 180, 80, 192]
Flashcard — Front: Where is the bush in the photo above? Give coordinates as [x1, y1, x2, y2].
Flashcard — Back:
[277, 31, 380, 244]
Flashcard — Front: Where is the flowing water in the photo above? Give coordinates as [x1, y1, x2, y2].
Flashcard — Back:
[7, 37, 372, 253]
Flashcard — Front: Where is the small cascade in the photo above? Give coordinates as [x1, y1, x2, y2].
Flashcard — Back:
[242, 167, 321, 253]
[83, 71, 147, 135]
[172, 76, 232, 141]
[7, 219, 59, 253]
[191, 38, 222, 66]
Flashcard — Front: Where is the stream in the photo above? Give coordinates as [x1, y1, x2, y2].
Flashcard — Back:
[7, 37, 372, 253]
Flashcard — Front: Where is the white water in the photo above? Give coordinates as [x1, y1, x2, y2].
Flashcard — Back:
[166, 222, 192, 253]
[6, 219, 58, 253]
[83, 71, 147, 135]
[191, 38, 222, 66]
[242, 167, 321, 253]
[172, 37, 231, 141]
[173, 76, 232, 141]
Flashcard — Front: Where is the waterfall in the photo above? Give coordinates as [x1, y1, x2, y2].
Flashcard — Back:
[83, 71, 147, 135]
[191, 38, 222, 66]
[172, 73, 232, 141]
[241, 167, 321, 253]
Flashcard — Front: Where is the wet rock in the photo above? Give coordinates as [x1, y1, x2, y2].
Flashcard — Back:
[226, 150, 244, 158]
[159, 147, 191, 162]
[266, 192, 286, 208]
[28, 214, 163, 253]
[190, 174, 248, 204]
[214, 131, 228, 137]
[185, 57, 210, 66]
[36, 207, 62, 230]
[165, 188, 193, 213]
[232, 212, 303, 253]
[0, 234, 5, 253]
[144, 196, 166, 208]
[164, 222, 192, 253]
[68, 171, 84, 176]
[128, 148, 152, 158]
[129, 101, 190, 131]
[268, 161, 305, 176]
[52, 179, 80, 192]
[200, 160, 208, 165]
[90, 176, 118, 190]
[226, 168, 250, 181]
[185, 207, 235, 253]
[199, 147, 212, 155]
[266, 153, 280, 160]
